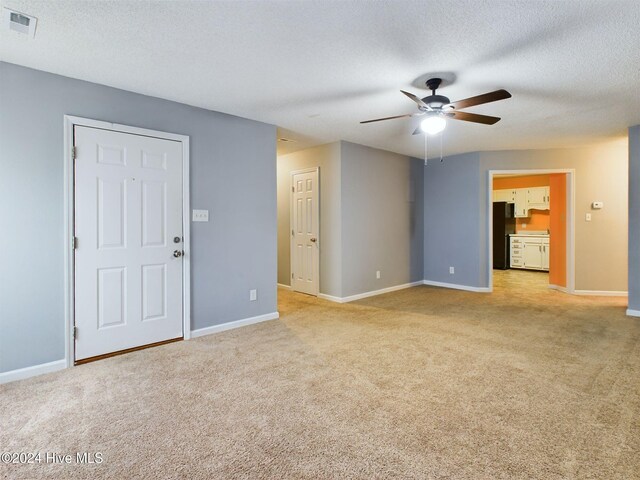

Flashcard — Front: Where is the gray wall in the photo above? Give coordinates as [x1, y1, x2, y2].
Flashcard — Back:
[0, 62, 277, 373]
[340, 142, 423, 297]
[629, 125, 640, 311]
[423, 142, 629, 292]
[277, 141, 423, 298]
[277, 143, 342, 296]
[423, 152, 482, 287]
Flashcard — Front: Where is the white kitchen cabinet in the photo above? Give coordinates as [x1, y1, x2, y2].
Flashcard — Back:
[493, 186, 550, 217]
[527, 186, 550, 210]
[510, 235, 549, 271]
[523, 242, 543, 269]
[514, 189, 528, 217]
[493, 189, 515, 203]
[510, 236, 523, 268]
[541, 240, 550, 270]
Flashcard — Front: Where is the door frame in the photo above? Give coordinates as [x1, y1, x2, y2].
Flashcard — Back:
[487, 169, 576, 293]
[289, 167, 320, 296]
[63, 115, 191, 368]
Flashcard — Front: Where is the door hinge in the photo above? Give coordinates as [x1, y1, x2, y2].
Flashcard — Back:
[292, 186, 294, 192]
[292, 273, 294, 279]
[72, 236, 78, 249]
[73, 326, 78, 340]
[291, 229, 294, 236]
[72, 146, 77, 160]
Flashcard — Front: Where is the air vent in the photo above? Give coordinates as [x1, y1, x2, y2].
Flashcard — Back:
[3, 8, 37, 38]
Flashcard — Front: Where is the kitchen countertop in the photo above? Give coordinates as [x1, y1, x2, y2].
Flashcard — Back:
[510, 233, 549, 237]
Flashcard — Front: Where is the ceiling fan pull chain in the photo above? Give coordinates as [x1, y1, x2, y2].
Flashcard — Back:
[440, 129, 444, 162]
[424, 132, 428, 166]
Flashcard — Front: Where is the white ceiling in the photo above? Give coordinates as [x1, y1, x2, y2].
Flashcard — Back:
[1, 0, 639, 158]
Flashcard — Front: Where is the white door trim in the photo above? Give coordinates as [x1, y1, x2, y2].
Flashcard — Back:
[63, 115, 191, 368]
[487, 169, 576, 293]
[289, 167, 320, 295]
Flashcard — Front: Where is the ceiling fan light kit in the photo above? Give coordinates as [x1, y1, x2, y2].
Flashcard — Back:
[420, 115, 447, 135]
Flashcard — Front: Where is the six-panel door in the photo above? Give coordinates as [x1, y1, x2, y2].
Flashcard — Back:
[291, 169, 319, 296]
[74, 126, 183, 361]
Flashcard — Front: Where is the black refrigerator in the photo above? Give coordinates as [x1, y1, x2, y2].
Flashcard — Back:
[493, 202, 516, 269]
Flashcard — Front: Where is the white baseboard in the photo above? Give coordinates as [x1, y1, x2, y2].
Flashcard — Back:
[0, 359, 67, 385]
[423, 279, 491, 293]
[277, 283, 291, 290]
[548, 284, 569, 293]
[191, 311, 280, 338]
[573, 290, 628, 297]
[627, 309, 640, 317]
[318, 281, 423, 304]
[318, 293, 343, 303]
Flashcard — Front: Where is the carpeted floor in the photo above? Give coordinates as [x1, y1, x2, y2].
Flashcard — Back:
[1, 270, 638, 479]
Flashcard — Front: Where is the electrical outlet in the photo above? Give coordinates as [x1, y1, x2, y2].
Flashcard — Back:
[192, 209, 209, 222]
[449, 266, 455, 274]
[249, 289, 257, 301]
[585, 213, 592, 222]
[522, 223, 527, 228]
[376, 270, 381, 279]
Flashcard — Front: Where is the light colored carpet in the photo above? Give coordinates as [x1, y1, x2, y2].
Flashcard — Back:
[1, 270, 638, 479]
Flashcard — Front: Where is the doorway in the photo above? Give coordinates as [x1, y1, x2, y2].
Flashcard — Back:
[290, 167, 319, 296]
[488, 169, 575, 293]
[64, 116, 191, 365]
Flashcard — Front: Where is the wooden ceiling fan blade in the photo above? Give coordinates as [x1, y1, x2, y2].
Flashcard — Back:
[400, 90, 429, 109]
[360, 113, 416, 124]
[447, 111, 501, 125]
[447, 89, 511, 110]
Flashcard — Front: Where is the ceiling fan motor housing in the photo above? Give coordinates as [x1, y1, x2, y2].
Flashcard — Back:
[423, 78, 449, 109]
[422, 94, 450, 109]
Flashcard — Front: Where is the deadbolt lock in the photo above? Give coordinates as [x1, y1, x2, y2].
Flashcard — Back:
[173, 236, 181, 243]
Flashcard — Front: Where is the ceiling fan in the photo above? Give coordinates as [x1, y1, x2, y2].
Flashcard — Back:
[360, 78, 511, 135]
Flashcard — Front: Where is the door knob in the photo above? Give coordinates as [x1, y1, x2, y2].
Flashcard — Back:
[173, 250, 183, 258]
[310, 237, 317, 243]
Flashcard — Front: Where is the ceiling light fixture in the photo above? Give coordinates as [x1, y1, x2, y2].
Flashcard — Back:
[420, 115, 446, 135]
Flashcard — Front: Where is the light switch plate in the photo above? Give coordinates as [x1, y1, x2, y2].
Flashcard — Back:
[249, 289, 257, 301]
[585, 213, 592, 222]
[192, 209, 209, 222]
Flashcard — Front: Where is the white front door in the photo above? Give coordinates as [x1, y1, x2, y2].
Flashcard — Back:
[291, 168, 319, 296]
[74, 126, 184, 361]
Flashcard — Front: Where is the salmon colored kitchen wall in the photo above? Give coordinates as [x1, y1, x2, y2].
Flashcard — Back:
[548, 174, 567, 287]
[493, 174, 550, 189]
[493, 173, 567, 287]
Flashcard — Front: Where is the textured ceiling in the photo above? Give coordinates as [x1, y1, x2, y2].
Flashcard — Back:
[1, 0, 639, 158]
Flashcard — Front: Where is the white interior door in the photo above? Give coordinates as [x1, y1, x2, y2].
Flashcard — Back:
[291, 168, 319, 296]
[74, 126, 183, 361]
